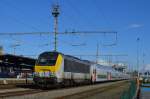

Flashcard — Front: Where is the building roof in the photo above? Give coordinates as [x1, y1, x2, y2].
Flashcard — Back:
[0, 54, 36, 68]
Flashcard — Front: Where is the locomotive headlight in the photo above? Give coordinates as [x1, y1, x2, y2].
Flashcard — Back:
[45, 71, 50, 77]
[33, 72, 39, 77]
[50, 72, 55, 77]
[39, 72, 44, 77]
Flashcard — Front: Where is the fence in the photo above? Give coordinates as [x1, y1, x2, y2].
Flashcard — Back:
[121, 80, 137, 99]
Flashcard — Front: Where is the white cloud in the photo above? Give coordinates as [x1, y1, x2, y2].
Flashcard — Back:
[129, 24, 143, 29]
[144, 64, 150, 71]
[97, 59, 111, 66]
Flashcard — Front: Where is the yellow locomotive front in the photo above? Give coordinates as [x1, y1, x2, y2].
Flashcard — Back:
[33, 52, 63, 86]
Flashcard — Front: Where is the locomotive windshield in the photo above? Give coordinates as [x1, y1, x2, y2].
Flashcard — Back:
[36, 52, 58, 66]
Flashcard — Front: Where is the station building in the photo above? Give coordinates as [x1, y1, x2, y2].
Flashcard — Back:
[0, 54, 36, 78]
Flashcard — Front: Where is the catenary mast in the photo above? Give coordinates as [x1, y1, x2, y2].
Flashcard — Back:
[52, 4, 60, 51]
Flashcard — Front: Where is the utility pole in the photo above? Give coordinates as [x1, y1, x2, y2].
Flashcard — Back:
[52, 4, 60, 51]
[137, 37, 140, 77]
[0, 46, 3, 55]
[11, 44, 20, 55]
[96, 43, 99, 64]
[142, 53, 145, 76]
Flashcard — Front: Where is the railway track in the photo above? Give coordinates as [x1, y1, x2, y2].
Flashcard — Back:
[0, 83, 66, 98]
[0, 83, 34, 90]
[0, 88, 46, 98]
[0, 80, 130, 99]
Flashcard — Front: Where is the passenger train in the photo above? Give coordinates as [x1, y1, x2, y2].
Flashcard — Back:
[33, 51, 129, 87]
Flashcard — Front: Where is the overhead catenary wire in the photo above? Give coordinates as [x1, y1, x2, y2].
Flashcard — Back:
[0, 31, 117, 35]
[0, 31, 117, 52]
[71, 54, 128, 57]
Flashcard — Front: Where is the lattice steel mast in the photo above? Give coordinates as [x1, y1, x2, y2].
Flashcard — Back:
[52, 4, 60, 51]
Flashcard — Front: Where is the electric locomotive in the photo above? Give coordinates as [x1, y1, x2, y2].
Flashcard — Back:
[33, 51, 92, 87]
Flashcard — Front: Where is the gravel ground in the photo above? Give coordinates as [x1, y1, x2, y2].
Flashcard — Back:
[85, 82, 130, 99]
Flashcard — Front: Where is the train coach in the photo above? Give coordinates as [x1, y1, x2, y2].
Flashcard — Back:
[33, 51, 129, 87]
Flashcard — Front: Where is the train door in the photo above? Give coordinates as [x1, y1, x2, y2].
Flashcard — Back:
[107, 72, 111, 80]
[91, 65, 96, 83]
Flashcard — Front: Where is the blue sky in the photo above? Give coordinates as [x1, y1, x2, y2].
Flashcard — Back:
[0, 0, 149, 71]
